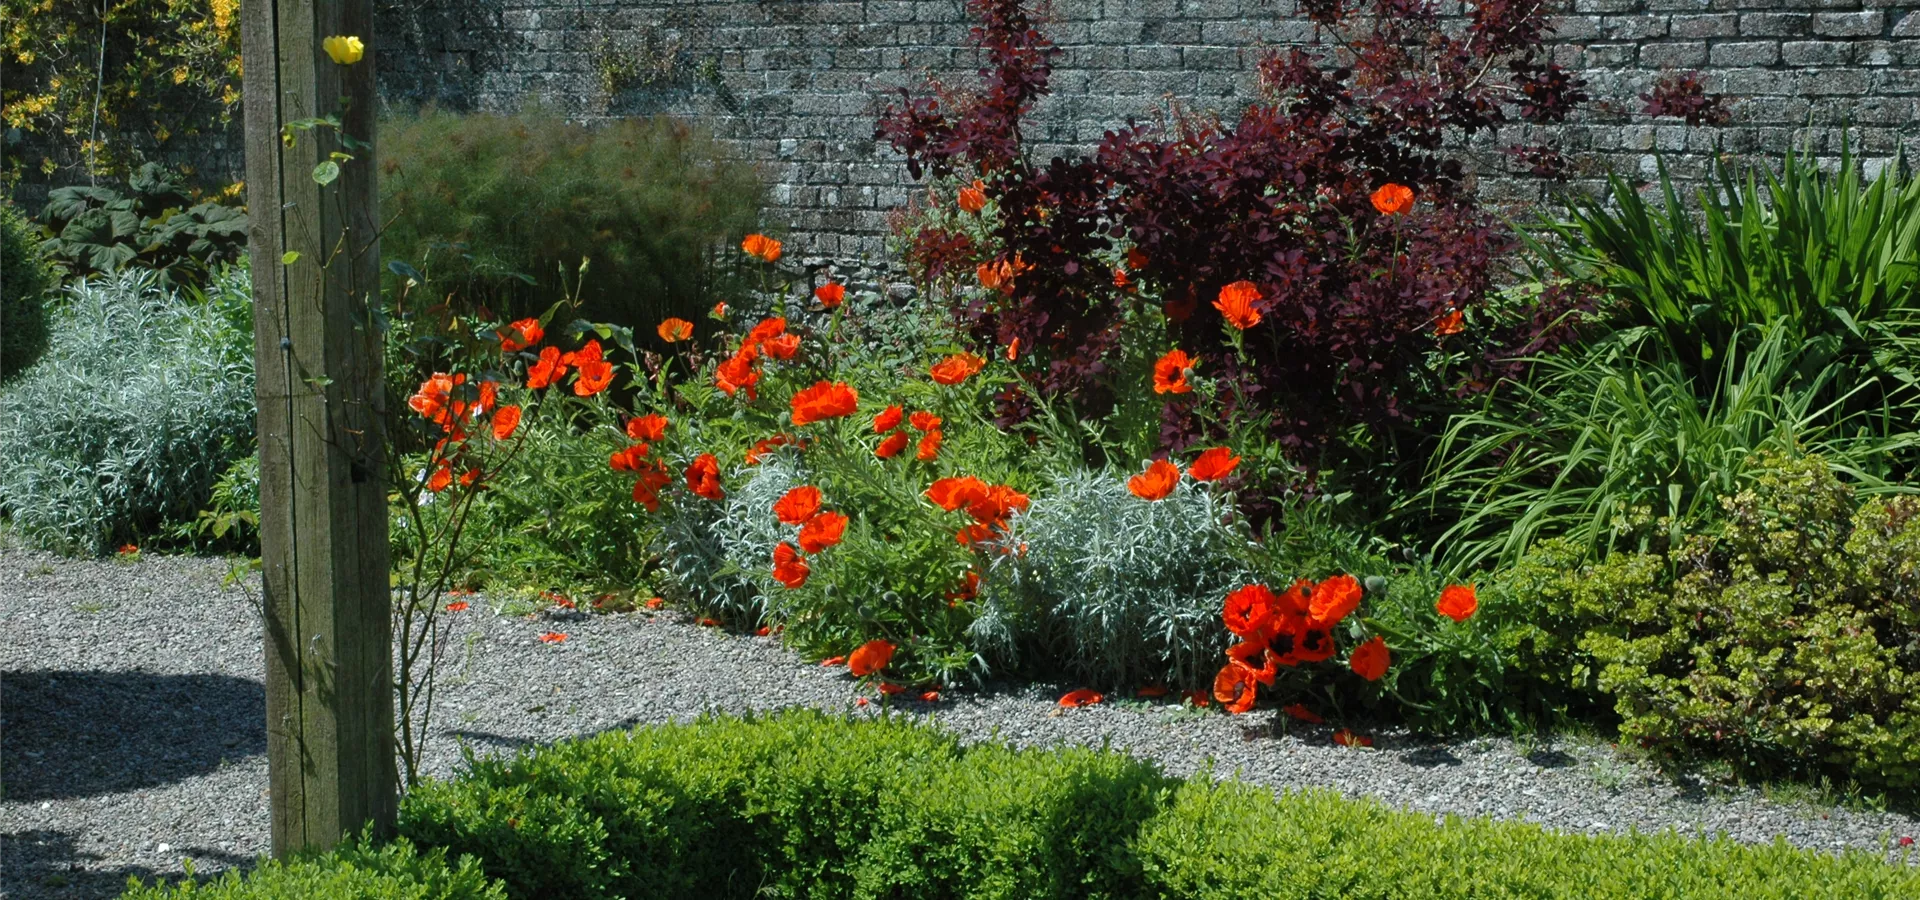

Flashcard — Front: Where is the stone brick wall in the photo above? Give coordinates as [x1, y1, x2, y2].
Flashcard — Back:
[374, 0, 1920, 263]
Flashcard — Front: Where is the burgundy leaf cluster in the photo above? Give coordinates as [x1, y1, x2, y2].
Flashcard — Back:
[877, 0, 1590, 461]
[1642, 71, 1732, 127]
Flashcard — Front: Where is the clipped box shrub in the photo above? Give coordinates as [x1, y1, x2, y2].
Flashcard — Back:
[379, 108, 763, 335]
[1, 201, 54, 381]
[0, 267, 254, 554]
[121, 835, 504, 900]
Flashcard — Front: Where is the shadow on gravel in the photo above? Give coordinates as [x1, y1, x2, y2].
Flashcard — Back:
[2, 829, 254, 900]
[2, 670, 265, 802]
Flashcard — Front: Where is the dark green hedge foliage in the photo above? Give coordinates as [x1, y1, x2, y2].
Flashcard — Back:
[125, 712, 1920, 900]
[1, 200, 54, 381]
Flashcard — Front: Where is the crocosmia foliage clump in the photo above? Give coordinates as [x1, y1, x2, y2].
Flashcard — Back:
[878, 0, 1587, 459]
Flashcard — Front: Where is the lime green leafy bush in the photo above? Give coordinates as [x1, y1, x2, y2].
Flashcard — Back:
[1502, 453, 1920, 788]
[122, 834, 504, 900]
[378, 109, 763, 334]
[1, 201, 53, 380]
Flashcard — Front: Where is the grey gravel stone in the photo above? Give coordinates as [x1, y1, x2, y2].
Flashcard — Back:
[4, 541, 1917, 899]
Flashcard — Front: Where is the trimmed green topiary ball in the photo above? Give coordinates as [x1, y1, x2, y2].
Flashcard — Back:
[1, 201, 54, 381]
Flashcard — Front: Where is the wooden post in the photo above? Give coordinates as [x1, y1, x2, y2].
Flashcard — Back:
[242, 0, 396, 855]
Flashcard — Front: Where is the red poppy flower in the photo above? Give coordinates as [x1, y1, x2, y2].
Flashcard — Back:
[499, 317, 545, 352]
[1436, 584, 1478, 622]
[848, 639, 895, 676]
[1126, 247, 1147, 270]
[1370, 183, 1414, 216]
[742, 233, 783, 262]
[1187, 447, 1241, 482]
[921, 690, 942, 702]
[965, 484, 1030, 525]
[873, 405, 904, 433]
[715, 348, 760, 398]
[1277, 579, 1314, 615]
[763, 333, 800, 361]
[477, 380, 498, 413]
[822, 655, 846, 666]
[1213, 664, 1257, 714]
[947, 570, 982, 603]
[1127, 459, 1180, 501]
[746, 317, 788, 350]
[1308, 574, 1363, 627]
[711, 301, 728, 319]
[1223, 584, 1278, 637]
[927, 476, 989, 512]
[538, 631, 568, 644]
[427, 464, 454, 493]
[1005, 337, 1021, 360]
[1433, 308, 1465, 336]
[909, 410, 943, 432]
[1213, 281, 1263, 330]
[460, 468, 483, 488]
[1182, 690, 1210, 707]
[746, 434, 794, 464]
[916, 429, 943, 461]
[854, 696, 870, 707]
[645, 597, 665, 610]
[572, 341, 614, 396]
[1153, 348, 1197, 394]
[772, 542, 810, 588]
[409, 373, 455, 425]
[1058, 688, 1103, 708]
[774, 486, 822, 524]
[657, 318, 694, 342]
[955, 522, 995, 546]
[1136, 685, 1169, 698]
[875, 431, 910, 459]
[1349, 635, 1390, 681]
[490, 405, 522, 440]
[444, 600, 470, 612]
[627, 413, 669, 442]
[1281, 703, 1324, 724]
[1333, 729, 1374, 748]
[798, 511, 848, 553]
[790, 381, 859, 425]
[877, 681, 908, 695]
[610, 444, 650, 472]
[1112, 267, 1132, 291]
[682, 454, 723, 500]
[957, 179, 986, 213]
[1294, 625, 1337, 663]
[929, 352, 986, 386]
[522, 349, 565, 389]
[815, 282, 846, 308]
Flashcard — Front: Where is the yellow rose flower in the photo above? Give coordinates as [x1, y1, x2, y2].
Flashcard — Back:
[322, 35, 364, 65]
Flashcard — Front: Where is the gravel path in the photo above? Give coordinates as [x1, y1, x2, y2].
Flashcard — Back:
[5, 543, 1918, 899]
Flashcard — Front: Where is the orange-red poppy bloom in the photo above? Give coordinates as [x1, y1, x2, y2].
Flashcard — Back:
[1349, 635, 1390, 681]
[848, 639, 895, 676]
[1213, 664, 1258, 714]
[697, 617, 722, 627]
[916, 429, 943, 461]
[1436, 584, 1479, 622]
[525, 347, 567, 390]
[815, 281, 846, 308]
[790, 380, 859, 425]
[1127, 459, 1180, 501]
[715, 348, 760, 398]
[645, 597, 665, 610]
[965, 484, 1030, 525]
[957, 179, 987, 213]
[1309, 574, 1363, 627]
[764, 333, 801, 362]
[1282, 703, 1324, 724]
[928, 476, 990, 511]
[1333, 729, 1374, 748]
[1433, 308, 1465, 336]
[657, 318, 694, 342]
[743, 434, 794, 465]
[976, 254, 1030, 293]
[491, 405, 522, 440]
[873, 682, 908, 696]
[875, 430, 910, 459]
[445, 600, 470, 612]
[610, 444, 650, 472]
[498, 318, 544, 352]
[755, 625, 771, 636]
[538, 632, 568, 644]
[1153, 348, 1197, 394]
[1058, 688, 1104, 708]
[774, 485, 822, 524]
[955, 522, 995, 546]
[747, 316, 788, 350]
[476, 380, 498, 414]
[921, 690, 941, 702]
[929, 352, 986, 385]
[773, 542, 810, 588]
[822, 655, 846, 666]
[742, 233, 783, 262]
[1187, 446, 1241, 482]
[1278, 579, 1314, 615]
[572, 340, 614, 396]
[1370, 183, 1414, 216]
[1112, 267, 1132, 291]
[798, 511, 849, 553]
[427, 464, 454, 493]
[1005, 337, 1021, 360]
[1214, 281, 1263, 330]
[686, 453, 724, 500]
[1223, 584, 1278, 637]
[711, 301, 728, 319]
[872, 405, 904, 433]
[909, 410, 943, 432]
[632, 468, 670, 511]
[460, 468, 482, 489]
[627, 413, 669, 442]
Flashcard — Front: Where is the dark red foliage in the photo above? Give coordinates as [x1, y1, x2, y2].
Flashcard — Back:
[1642, 71, 1731, 127]
[877, 0, 1589, 462]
